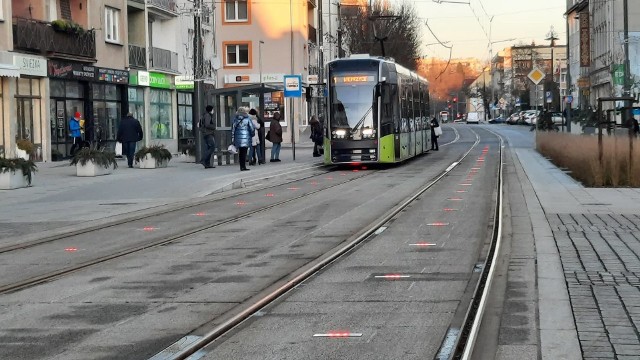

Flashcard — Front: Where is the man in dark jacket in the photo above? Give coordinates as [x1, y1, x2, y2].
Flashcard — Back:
[117, 112, 144, 168]
[200, 105, 217, 168]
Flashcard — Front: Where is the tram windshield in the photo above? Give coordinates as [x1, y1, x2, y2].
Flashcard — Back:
[329, 72, 377, 134]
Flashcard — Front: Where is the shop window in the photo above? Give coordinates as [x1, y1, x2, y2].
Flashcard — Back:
[178, 92, 193, 141]
[105, 7, 121, 44]
[93, 84, 122, 142]
[224, 43, 250, 67]
[224, 0, 248, 22]
[128, 88, 145, 122]
[15, 77, 43, 160]
[150, 89, 172, 139]
[50, 80, 65, 97]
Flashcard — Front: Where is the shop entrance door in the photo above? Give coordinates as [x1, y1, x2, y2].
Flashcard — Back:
[50, 99, 84, 157]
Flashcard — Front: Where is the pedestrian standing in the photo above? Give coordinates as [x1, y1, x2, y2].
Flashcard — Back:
[199, 105, 217, 168]
[248, 112, 261, 165]
[309, 115, 323, 157]
[249, 109, 266, 164]
[268, 112, 283, 162]
[231, 107, 256, 171]
[117, 112, 144, 168]
[633, 116, 640, 137]
[430, 117, 439, 151]
[69, 112, 83, 156]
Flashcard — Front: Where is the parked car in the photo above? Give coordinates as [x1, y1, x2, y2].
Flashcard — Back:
[523, 110, 540, 125]
[551, 112, 564, 125]
[489, 116, 506, 124]
[507, 113, 520, 125]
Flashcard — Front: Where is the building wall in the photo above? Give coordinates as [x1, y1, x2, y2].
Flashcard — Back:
[93, 0, 127, 69]
[0, 0, 13, 51]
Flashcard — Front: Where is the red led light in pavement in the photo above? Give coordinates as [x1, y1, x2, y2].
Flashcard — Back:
[265, 193, 275, 197]
[409, 242, 436, 247]
[352, 169, 359, 172]
[443, 208, 458, 211]
[374, 274, 411, 279]
[310, 181, 318, 186]
[448, 197, 464, 201]
[287, 187, 300, 190]
[325, 177, 333, 180]
[143, 226, 155, 231]
[456, 190, 467, 193]
[460, 183, 472, 186]
[471, 167, 481, 170]
[235, 201, 247, 206]
[313, 331, 363, 338]
[427, 222, 449, 226]
[65, 247, 78, 252]
[361, 166, 367, 170]
[194, 212, 206, 216]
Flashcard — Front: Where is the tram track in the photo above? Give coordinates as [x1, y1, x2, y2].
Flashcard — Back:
[0, 168, 380, 295]
[149, 126, 487, 360]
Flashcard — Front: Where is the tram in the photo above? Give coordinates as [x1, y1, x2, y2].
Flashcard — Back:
[324, 54, 431, 165]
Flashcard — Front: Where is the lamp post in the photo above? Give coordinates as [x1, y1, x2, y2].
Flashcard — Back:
[259, 40, 264, 87]
[546, 26, 559, 112]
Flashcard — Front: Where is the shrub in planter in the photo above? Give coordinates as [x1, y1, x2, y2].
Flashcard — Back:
[0, 157, 37, 189]
[135, 145, 172, 168]
[70, 148, 118, 168]
[51, 19, 68, 32]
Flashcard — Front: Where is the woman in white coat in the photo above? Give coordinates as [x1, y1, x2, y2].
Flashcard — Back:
[248, 113, 261, 165]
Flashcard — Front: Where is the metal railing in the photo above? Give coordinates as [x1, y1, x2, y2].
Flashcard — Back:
[12, 17, 96, 60]
[148, 0, 177, 13]
[150, 47, 178, 72]
[128, 44, 147, 68]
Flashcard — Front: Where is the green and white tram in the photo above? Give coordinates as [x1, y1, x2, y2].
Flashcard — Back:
[324, 55, 431, 165]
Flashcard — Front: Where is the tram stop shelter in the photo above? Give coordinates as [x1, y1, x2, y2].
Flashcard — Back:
[206, 84, 283, 162]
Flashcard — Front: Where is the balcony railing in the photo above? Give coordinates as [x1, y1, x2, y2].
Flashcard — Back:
[308, 25, 317, 44]
[129, 44, 146, 69]
[150, 47, 179, 72]
[13, 17, 96, 60]
[147, 0, 178, 18]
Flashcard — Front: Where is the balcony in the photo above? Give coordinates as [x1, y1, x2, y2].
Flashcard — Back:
[308, 0, 317, 8]
[308, 25, 317, 44]
[150, 47, 179, 73]
[148, 0, 178, 19]
[12, 17, 96, 61]
[129, 44, 147, 69]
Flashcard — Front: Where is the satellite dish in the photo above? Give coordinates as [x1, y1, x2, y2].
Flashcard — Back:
[211, 57, 221, 70]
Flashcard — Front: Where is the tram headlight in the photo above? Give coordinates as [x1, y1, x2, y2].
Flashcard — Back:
[332, 129, 347, 139]
[362, 128, 376, 138]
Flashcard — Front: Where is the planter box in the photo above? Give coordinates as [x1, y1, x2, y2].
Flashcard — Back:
[0, 170, 30, 189]
[76, 161, 113, 177]
[139, 153, 168, 169]
[16, 149, 30, 160]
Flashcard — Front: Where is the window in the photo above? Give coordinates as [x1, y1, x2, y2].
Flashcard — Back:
[104, 7, 120, 43]
[224, 43, 250, 67]
[224, 0, 249, 22]
[150, 89, 172, 139]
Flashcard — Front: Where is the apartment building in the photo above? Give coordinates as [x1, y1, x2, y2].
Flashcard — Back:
[0, 0, 129, 161]
[211, 0, 319, 144]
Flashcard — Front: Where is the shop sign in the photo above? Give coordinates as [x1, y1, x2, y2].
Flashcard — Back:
[612, 64, 625, 86]
[13, 55, 47, 77]
[137, 71, 150, 86]
[149, 72, 172, 89]
[224, 73, 284, 84]
[175, 75, 194, 90]
[48, 60, 129, 83]
[580, 11, 590, 67]
[97, 67, 129, 84]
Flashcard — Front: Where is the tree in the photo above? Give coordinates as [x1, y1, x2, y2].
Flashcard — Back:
[341, 0, 421, 70]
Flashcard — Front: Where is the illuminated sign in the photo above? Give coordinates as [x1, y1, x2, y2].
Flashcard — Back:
[334, 75, 373, 83]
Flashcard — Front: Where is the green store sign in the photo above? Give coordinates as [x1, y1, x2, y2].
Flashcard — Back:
[129, 71, 173, 89]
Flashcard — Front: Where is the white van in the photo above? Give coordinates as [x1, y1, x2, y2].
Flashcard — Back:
[466, 112, 480, 124]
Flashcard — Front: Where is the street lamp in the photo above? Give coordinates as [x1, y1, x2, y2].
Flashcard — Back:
[546, 26, 559, 112]
[259, 40, 264, 87]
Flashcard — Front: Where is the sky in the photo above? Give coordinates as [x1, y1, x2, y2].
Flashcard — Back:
[407, 0, 566, 61]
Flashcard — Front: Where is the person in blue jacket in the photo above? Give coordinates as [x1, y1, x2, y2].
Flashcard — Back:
[231, 107, 256, 171]
[69, 112, 83, 156]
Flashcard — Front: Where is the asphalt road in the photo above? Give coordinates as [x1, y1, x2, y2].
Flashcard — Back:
[0, 125, 503, 360]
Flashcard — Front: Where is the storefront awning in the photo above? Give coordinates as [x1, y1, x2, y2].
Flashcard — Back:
[0, 64, 20, 78]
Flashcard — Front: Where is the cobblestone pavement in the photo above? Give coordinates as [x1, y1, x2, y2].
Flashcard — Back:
[548, 213, 640, 360]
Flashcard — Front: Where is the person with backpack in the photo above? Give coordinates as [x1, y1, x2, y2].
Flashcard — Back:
[231, 107, 256, 171]
[309, 115, 323, 157]
[199, 105, 216, 168]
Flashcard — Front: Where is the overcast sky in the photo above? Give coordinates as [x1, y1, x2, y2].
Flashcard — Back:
[407, 0, 566, 61]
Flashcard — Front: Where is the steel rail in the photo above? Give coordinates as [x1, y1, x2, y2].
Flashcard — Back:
[0, 172, 374, 295]
[159, 128, 481, 360]
[452, 127, 505, 359]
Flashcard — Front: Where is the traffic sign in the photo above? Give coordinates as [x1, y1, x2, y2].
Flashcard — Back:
[545, 91, 552, 103]
[566, 95, 573, 104]
[527, 67, 545, 85]
[284, 75, 302, 97]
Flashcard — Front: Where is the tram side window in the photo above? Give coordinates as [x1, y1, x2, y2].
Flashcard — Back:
[380, 83, 395, 136]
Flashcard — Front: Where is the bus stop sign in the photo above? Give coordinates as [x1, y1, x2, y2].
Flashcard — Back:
[284, 75, 302, 98]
